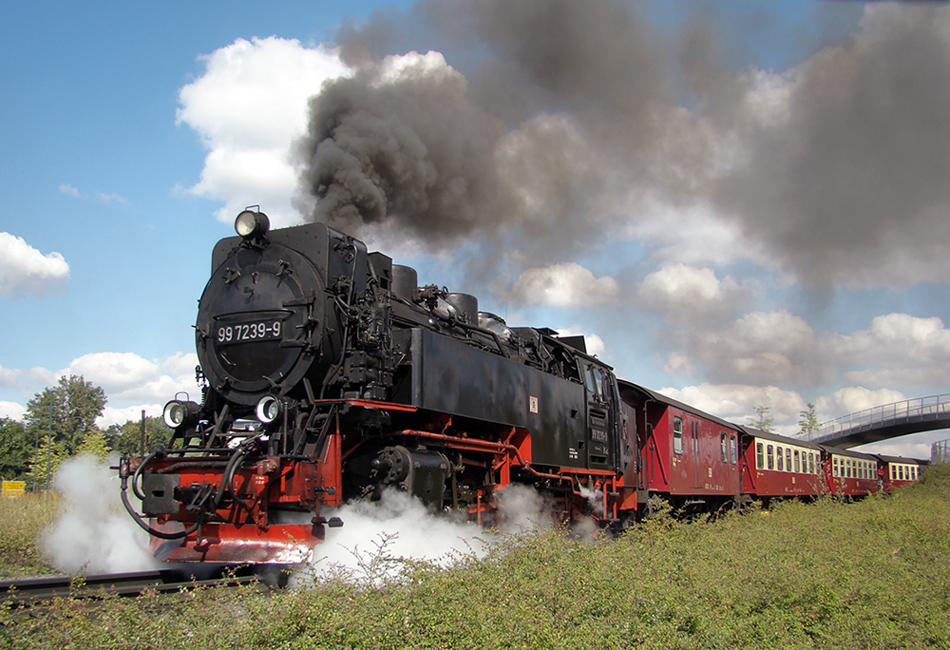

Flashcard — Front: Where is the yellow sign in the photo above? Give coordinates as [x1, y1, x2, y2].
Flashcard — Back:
[2, 481, 25, 497]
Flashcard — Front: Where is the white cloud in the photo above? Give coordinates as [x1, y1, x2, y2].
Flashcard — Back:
[59, 183, 128, 205]
[825, 314, 950, 389]
[510, 262, 620, 307]
[0, 352, 198, 426]
[621, 199, 771, 270]
[177, 36, 350, 227]
[96, 192, 128, 206]
[58, 183, 83, 198]
[657, 383, 806, 435]
[0, 401, 25, 421]
[99, 403, 165, 428]
[555, 327, 606, 358]
[65, 352, 159, 393]
[0, 364, 19, 388]
[638, 263, 748, 321]
[0, 232, 69, 298]
[684, 309, 819, 385]
[815, 386, 908, 422]
[61, 352, 201, 406]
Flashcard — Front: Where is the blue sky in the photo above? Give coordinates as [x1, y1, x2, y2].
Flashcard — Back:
[2, 1, 949, 459]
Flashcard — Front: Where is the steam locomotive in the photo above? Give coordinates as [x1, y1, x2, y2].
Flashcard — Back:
[119, 209, 638, 563]
[119, 209, 924, 564]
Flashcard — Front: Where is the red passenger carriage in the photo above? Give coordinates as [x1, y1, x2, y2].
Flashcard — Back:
[821, 446, 880, 498]
[875, 455, 925, 493]
[741, 428, 824, 501]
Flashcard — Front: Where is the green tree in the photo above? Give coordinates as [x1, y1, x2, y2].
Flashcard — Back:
[0, 418, 32, 482]
[29, 435, 70, 490]
[747, 405, 775, 432]
[105, 416, 173, 456]
[75, 428, 111, 459]
[798, 402, 820, 439]
[24, 375, 106, 455]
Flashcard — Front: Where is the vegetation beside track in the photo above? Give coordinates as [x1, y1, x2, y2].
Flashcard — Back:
[1, 466, 949, 649]
[0, 493, 57, 577]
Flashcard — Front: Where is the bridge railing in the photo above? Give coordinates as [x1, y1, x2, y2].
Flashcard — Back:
[809, 393, 950, 443]
[933, 439, 950, 464]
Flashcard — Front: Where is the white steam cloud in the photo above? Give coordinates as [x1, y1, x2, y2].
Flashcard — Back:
[297, 483, 560, 588]
[41, 455, 160, 574]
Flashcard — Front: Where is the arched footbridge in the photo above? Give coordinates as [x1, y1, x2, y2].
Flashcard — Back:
[808, 394, 950, 449]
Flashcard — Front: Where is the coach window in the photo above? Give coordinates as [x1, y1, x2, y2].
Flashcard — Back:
[673, 417, 684, 455]
[833, 457, 839, 477]
[793, 450, 799, 473]
[692, 423, 699, 457]
[756, 442, 764, 469]
[767, 445, 774, 470]
[808, 453, 814, 474]
[730, 434, 737, 464]
[777, 446, 784, 471]
[720, 433, 727, 462]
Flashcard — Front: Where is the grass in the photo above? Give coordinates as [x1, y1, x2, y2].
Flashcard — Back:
[2, 467, 949, 649]
[0, 493, 58, 577]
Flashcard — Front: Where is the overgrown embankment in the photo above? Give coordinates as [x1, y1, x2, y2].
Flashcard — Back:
[2, 466, 949, 649]
[0, 493, 57, 577]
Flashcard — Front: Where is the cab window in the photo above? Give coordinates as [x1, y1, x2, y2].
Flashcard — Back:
[584, 367, 604, 400]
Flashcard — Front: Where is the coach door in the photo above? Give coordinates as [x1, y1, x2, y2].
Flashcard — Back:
[688, 419, 704, 489]
[582, 362, 613, 469]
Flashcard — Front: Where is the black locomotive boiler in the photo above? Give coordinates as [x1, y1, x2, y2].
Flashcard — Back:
[120, 209, 639, 563]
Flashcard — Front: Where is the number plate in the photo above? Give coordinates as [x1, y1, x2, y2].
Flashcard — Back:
[216, 320, 282, 345]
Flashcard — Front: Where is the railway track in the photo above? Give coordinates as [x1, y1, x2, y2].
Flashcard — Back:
[0, 568, 264, 607]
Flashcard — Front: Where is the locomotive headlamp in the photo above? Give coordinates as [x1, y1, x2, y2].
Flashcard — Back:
[235, 209, 270, 238]
[256, 395, 282, 424]
[162, 399, 200, 429]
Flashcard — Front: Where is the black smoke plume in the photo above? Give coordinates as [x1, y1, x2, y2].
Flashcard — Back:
[297, 1, 950, 288]
[298, 56, 513, 247]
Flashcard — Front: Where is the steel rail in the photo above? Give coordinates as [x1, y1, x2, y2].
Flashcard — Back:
[0, 569, 262, 607]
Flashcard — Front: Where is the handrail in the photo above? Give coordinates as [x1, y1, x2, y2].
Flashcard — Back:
[808, 393, 950, 442]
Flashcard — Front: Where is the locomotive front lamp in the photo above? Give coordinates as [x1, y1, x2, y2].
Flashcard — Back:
[235, 209, 270, 238]
[162, 399, 200, 429]
[256, 395, 282, 424]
